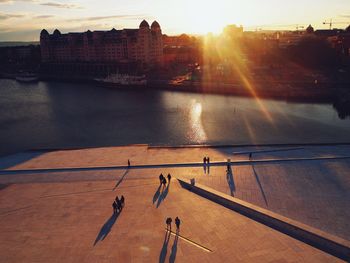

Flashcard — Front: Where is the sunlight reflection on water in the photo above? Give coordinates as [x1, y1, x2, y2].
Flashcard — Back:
[187, 99, 207, 142]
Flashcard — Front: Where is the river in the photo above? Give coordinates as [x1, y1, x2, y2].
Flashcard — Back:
[0, 79, 349, 156]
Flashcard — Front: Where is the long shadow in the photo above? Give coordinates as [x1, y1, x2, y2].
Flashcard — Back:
[93, 212, 119, 246]
[156, 183, 170, 208]
[0, 184, 9, 191]
[153, 185, 162, 204]
[252, 165, 268, 206]
[226, 167, 235, 197]
[169, 231, 179, 263]
[113, 169, 129, 190]
[0, 151, 46, 169]
[159, 230, 171, 263]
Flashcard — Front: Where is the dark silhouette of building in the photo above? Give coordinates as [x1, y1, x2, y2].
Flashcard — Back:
[306, 25, 314, 34]
[40, 20, 163, 76]
[0, 45, 40, 73]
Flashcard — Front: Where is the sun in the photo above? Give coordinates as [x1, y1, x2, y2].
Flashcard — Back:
[180, 0, 237, 34]
[155, 0, 266, 35]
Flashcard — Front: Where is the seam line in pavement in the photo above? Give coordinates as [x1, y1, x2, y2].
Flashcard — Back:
[165, 229, 212, 252]
[0, 205, 33, 216]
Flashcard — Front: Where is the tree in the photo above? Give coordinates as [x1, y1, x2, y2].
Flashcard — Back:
[286, 36, 338, 69]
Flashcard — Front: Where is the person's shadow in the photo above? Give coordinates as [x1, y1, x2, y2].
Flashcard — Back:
[113, 170, 129, 190]
[156, 183, 170, 208]
[93, 212, 119, 246]
[169, 231, 179, 263]
[153, 185, 162, 204]
[159, 230, 171, 263]
[226, 167, 236, 197]
[252, 165, 268, 206]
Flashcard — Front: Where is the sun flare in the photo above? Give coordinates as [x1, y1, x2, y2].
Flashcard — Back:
[179, 0, 242, 34]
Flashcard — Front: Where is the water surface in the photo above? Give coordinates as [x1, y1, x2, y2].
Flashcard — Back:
[1, 79, 349, 155]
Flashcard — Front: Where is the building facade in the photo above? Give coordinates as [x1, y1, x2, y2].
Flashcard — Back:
[40, 20, 163, 72]
[0, 45, 40, 73]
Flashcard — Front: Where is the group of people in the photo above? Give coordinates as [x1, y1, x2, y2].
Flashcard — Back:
[166, 216, 181, 232]
[112, 195, 125, 214]
[159, 173, 172, 187]
[203, 156, 210, 165]
[203, 156, 210, 174]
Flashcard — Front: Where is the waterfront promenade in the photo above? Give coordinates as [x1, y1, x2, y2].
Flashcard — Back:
[0, 144, 349, 262]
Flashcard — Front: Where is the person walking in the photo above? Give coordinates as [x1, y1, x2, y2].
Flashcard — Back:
[128, 159, 130, 167]
[249, 153, 252, 160]
[112, 201, 117, 214]
[117, 198, 122, 211]
[159, 173, 164, 185]
[121, 195, 125, 208]
[166, 217, 172, 231]
[207, 157, 210, 174]
[167, 173, 171, 182]
[175, 216, 181, 232]
[227, 163, 231, 173]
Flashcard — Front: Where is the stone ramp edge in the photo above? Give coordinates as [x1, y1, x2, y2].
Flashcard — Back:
[177, 177, 350, 261]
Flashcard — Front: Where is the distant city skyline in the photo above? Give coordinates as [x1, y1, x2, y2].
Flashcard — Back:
[0, 0, 349, 41]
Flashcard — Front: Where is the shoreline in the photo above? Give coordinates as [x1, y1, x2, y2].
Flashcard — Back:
[2, 73, 349, 102]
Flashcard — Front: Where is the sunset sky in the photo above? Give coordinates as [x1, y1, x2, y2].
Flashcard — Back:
[0, 0, 349, 41]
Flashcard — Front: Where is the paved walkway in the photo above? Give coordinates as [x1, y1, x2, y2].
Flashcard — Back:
[0, 144, 349, 261]
[0, 178, 342, 262]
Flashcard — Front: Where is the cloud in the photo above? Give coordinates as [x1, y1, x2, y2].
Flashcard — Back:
[0, 12, 25, 20]
[69, 14, 149, 22]
[0, 0, 37, 3]
[0, 26, 11, 33]
[35, 15, 54, 19]
[40, 2, 82, 9]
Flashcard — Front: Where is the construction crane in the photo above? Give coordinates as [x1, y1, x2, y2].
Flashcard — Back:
[323, 19, 350, 29]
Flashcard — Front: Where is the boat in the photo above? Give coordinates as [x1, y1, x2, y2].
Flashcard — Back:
[15, 73, 39, 83]
[95, 73, 147, 87]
